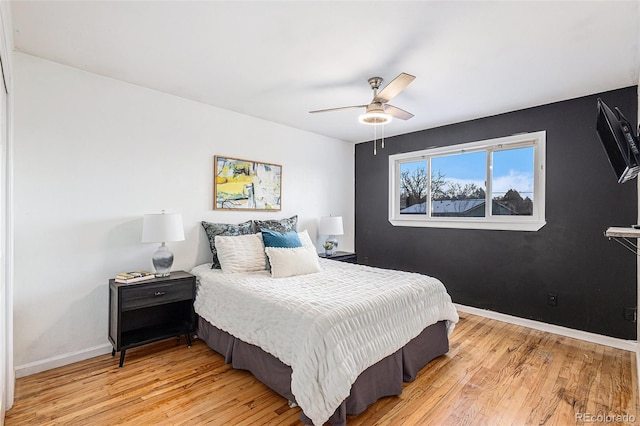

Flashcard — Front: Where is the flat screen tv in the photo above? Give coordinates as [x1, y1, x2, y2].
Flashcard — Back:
[596, 98, 640, 184]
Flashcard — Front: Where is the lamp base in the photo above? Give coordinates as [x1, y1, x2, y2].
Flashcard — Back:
[326, 236, 339, 249]
[324, 236, 339, 256]
[152, 243, 174, 277]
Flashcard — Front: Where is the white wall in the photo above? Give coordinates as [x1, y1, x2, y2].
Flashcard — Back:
[12, 52, 354, 373]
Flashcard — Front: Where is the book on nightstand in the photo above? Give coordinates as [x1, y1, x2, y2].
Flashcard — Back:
[114, 271, 156, 284]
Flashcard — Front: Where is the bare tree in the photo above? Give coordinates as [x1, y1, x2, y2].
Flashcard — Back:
[494, 189, 533, 215]
[430, 170, 447, 200]
[401, 167, 486, 206]
[400, 167, 428, 207]
[439, 182, 485, 200]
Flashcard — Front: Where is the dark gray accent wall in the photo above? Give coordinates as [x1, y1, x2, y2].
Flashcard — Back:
[355, 87, 638, 339]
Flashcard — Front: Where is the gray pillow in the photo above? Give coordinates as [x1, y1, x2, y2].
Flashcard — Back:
[252, 215, 298, 233]
[201, 220, 253, 269]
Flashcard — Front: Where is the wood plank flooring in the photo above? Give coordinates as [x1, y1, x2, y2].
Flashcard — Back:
[5, 313, 638, 425]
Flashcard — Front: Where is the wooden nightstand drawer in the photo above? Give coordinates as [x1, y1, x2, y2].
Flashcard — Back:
[121, 280, 193, 311]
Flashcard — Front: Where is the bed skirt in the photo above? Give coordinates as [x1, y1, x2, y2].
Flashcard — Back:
[196, 315, 449, 426]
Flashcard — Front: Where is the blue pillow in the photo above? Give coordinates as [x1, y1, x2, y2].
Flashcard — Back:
[260, 228, 302, 248]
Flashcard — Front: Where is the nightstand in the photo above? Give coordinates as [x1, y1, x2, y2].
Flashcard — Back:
[319, 251, 357, 263]
[108, 271, 196, 367]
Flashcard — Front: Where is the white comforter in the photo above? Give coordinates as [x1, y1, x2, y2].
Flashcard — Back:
[192, 259, 459, 426]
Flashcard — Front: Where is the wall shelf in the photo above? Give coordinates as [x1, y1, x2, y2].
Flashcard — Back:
[605, 227, 640, 255]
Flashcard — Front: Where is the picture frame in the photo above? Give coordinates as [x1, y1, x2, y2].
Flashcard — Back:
[214, 156, 282, 211]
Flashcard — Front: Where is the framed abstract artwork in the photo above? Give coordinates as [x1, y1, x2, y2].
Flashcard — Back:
[214, 156, 282, 211]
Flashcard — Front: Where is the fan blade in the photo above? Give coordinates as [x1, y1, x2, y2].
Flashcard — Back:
[385, 104, 414, 120]
[374, 73, 415, 103]
[309, 105, 367, 114]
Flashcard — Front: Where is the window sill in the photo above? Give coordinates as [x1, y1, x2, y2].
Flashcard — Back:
[388, 217, 547, 232]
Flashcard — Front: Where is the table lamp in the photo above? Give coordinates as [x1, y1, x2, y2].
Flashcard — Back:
[142, 211, 185, 277]
[319, 216, 343, 256]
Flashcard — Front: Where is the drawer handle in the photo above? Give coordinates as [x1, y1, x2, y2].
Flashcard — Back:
[154, 291, 166, 297]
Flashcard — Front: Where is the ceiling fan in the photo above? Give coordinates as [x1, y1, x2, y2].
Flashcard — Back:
[309, 72, 416, 125]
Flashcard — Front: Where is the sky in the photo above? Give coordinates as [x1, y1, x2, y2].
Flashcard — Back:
[401, 146, 534, 198]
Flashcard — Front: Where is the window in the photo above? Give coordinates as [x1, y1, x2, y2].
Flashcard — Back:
[389, 131, 546, 231]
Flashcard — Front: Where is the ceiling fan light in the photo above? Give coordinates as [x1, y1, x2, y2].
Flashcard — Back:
[358, 112, 392, 125]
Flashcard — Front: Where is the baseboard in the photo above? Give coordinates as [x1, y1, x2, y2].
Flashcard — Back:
[14, 343, 112, 378]
[455, 304, 637, 352]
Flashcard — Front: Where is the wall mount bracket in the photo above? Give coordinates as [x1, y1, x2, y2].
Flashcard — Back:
[605, 227, 640, 256]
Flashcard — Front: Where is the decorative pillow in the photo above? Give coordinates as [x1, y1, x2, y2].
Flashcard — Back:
[201, 220, 253, 269]
[297, 229, 314, 247]
[264, 245, 321, 278]
[215, 233, 267, 274]
[252, 215, 298, 233]
[261, 228, 302, 248]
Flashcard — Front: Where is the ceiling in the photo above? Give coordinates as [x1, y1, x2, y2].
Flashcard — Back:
[10, 1, 640, 143]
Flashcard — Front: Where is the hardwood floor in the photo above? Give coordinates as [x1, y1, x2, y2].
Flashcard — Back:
[5, 313, 638, 425]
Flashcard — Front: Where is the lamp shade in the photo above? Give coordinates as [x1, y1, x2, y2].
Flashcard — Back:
[319, 216, 344, 236]
[142, 213, 185, 243]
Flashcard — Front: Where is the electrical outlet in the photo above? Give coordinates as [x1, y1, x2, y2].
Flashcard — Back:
[624, 307, 637, 323]
[547, 293, 558, 306]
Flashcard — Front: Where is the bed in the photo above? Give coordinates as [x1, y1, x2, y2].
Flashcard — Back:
[190, 240, 458, 425]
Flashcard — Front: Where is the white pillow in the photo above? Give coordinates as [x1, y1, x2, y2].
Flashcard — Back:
[215, 233, 267, 274]
[298, 229, 314, 247]
[265, 245, 321, 278]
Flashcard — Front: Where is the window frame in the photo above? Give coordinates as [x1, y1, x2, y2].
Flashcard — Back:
[388, 131, 546, 231]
